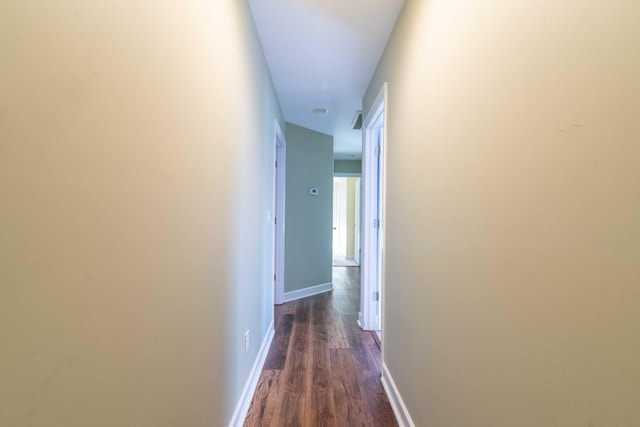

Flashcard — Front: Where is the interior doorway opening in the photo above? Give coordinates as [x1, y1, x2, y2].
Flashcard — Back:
[332, 177, 361, 267]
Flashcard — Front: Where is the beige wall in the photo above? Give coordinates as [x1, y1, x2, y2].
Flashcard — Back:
[365, 0, 640, 425]
[0, 1, 282, 425]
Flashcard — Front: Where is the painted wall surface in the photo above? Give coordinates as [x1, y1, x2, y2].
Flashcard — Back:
[334, 159, 362, 174]
[284, 123, 333, 293]
[0, 1, 283, 425]
[364, 0, 640, 425]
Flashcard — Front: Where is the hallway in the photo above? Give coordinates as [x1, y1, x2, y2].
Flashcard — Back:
[244, 267, 397, 426]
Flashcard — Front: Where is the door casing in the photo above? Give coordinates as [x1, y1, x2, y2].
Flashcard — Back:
[360, 83, 387, 335]
[273, 120, 286, 305]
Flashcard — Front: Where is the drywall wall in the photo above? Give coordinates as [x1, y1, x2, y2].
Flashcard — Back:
[334, 159, 362, 174]
[364, 0, 640, 425]
[284, 123, 333, 294]
[0, 1, 282, 425]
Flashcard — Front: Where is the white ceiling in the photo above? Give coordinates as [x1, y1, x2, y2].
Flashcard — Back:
[248, 0, 405, 160]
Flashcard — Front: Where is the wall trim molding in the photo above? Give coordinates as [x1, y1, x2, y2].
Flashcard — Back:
[228, 321, 274, 427]
[284, 282, 333, 303]
[381, 363, 416, 427]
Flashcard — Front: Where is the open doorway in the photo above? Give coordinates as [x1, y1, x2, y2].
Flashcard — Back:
[360, 83, 387, 341]
[332, 177, 361, 267]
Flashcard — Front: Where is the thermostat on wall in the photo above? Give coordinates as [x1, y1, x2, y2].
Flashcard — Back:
[309, 188, 319, 196]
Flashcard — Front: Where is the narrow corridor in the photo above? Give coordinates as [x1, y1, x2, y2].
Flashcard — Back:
[244, 267, 397, 426]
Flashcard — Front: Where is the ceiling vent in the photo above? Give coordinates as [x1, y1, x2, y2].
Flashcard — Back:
[351, 111, 363, 130]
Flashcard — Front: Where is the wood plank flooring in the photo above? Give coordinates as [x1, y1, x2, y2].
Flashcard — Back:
[244, 267, 398, 427]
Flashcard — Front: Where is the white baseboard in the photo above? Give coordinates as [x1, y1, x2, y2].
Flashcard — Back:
[228, 321, 274, 427]
[381, 363, 415, 427]
[283, 282, 332, 303]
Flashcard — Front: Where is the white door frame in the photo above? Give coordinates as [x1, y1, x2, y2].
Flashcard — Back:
[360, 83, 387, 332]
[354, 177, 361, 265]
[273, 120, 286, 305]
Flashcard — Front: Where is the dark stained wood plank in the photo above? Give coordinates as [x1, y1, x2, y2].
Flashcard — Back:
[263, 314, 294, 370]
[326, 291, 349, 349]
[307, 297, 338, 427]
[243, 370, 281, 427]
[293, 296, 311, 324]
[281, 299, 311, 427]
[365, 332, 384, 373]
[371, 330, 382, 350]
[276, 299, 296, 315]
[327, 312, 349, 349]
[342, 313, 364, 349]
[362, 373, 399, 427]
[330, 348, 374, 427]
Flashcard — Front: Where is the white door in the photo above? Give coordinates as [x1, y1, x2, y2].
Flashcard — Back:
[333, 180, 341, 256]
[354, 178, 361, 264]
[273, 121, 286, 305]
[374, 129, 384, 331]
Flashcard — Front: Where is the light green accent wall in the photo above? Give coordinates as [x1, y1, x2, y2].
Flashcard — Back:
[365, 0, 640, 425]
[334, 159, 362, 174]
[0, 1, 282, 425]
[284, 123, 334, 293]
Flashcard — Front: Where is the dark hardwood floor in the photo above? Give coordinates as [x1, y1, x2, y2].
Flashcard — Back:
[244, 267, 398, 427]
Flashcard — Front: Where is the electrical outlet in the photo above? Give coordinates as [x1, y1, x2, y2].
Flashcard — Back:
[244, 330, 250, 356]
